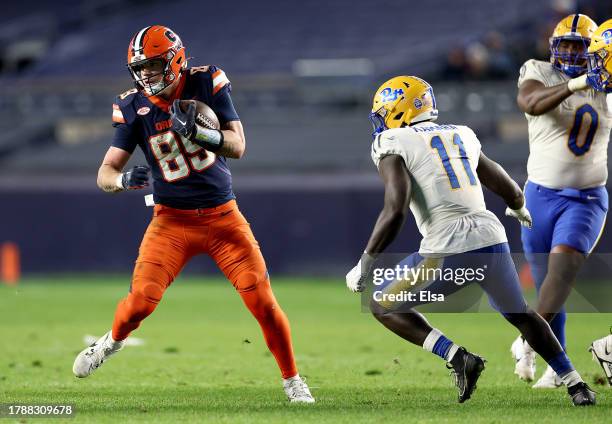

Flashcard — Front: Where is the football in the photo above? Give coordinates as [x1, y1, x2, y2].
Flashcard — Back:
[178, 99, 220, 130]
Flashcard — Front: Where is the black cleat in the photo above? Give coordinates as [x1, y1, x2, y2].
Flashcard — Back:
[568, 382, 596, 406]
[447, 347, 486, 403]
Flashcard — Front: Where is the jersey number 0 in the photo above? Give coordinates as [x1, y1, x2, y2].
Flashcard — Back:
[568, 104, 598, 157]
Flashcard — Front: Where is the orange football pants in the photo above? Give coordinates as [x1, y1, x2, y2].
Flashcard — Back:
[111, 199, 298, 378]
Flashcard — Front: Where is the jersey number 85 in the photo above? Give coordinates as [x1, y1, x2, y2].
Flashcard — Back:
[148, 131, 216, 182]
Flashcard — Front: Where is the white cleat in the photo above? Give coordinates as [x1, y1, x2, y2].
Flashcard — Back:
[283, 375, 315, 403]
[532, 365, 563, 389]
[73, 330, 124, 378]
[511, 335, 536, 382]
[589, 332, 612, 386]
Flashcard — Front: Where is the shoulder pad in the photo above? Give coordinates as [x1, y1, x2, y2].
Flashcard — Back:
[190, 65, 231, 96]
[119, 87, 138, 100]
[371, 131, 408, 168]
[519, 59, 551, 86]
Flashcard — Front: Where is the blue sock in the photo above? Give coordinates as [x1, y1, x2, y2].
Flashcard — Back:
[432, 335, 454, 360]
[547, 351, 574, 377]
[423, 329, 459, 361]
[550, 310, 567, 351]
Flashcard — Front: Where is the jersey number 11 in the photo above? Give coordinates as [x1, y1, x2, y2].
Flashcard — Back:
[430, 134, 477, 190]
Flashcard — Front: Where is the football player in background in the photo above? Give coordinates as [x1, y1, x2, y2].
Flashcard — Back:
[72, 25, 314, 403]
[510, 14, 612, 389]
[585, 18, 612, 387]
[346, 76, 595, 405]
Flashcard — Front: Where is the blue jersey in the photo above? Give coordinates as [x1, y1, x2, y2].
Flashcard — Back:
[111, 66, 239, 209]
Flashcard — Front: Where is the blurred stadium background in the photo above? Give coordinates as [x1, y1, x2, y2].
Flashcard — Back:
[1, 0, 612, 279]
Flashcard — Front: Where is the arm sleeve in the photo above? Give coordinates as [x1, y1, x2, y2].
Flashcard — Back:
[518, 59, 550, 88]
[111, 122, 139, 154]
[371, 133, 410, 170]
[110, 99, 139, 153]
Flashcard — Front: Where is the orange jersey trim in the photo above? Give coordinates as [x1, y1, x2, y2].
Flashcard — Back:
[212, 69, 230, 95]
[112, 104, 126, 123]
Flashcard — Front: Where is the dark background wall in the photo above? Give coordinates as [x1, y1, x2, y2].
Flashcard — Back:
[5, 184, 604, 276]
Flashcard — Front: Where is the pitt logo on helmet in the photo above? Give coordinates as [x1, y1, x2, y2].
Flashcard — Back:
[369, 76, 438, 138]
[380, 87, 405, 103]
[587, 19, 612, 93]
[549, 14, 597, 77]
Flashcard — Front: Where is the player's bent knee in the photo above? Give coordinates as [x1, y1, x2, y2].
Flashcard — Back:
[546, 249, 584, 283]
[503, 308, 543, 327]
[369, 298, 389, 319]
[233, 269, 268, 292]
[131, 262, 172, 303]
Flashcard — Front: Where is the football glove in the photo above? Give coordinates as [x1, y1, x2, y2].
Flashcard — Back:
[346, 252, 377, 293]
[118, 165, 150, 190]
[170, 99, 196, 138]
[505, 205, 533, 229]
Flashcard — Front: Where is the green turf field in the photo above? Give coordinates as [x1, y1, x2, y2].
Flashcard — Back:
[1, 276, 611, 423]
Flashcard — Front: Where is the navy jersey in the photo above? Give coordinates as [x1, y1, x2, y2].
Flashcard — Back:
[111, 66, 239, 209]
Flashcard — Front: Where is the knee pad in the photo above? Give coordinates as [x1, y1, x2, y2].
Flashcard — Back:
[233, 269, 268, 293]
[130, 262, 172, 303]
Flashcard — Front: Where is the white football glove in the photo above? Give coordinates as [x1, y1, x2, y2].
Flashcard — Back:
[346, 252, 376, 293]
[505, 205, 533, 229]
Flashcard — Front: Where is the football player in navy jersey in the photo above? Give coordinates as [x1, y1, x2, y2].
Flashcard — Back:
[72, 25, 314, 403]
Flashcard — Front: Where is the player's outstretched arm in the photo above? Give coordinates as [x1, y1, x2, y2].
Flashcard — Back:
[476, 152, 532, 228]
[346, 155, 411, 292]
[476, 152, 523, 209]
[365, 155, 411, 256]
[517, 76, 589, 116]
[97, 147, 150, 193]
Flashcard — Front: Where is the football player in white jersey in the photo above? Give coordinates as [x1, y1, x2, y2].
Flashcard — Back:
[346, 75, 595, 405]
[511, 14, 612, 389]
[585, 18, 612, 387]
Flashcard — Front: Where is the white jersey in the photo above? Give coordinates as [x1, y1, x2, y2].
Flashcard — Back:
[371, 121, 507, 255]
[518, 59, 612, 189]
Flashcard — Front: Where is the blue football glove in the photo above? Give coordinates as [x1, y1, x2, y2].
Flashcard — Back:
[170, 99, 196, 138]
[586, 70, 612, 93]
[121, 165, 150, 190]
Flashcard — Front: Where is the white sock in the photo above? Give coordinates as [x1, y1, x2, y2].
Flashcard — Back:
[283, 373, 301, 384]
[446, 344, 460, 362]
[422, 328, 459, 361]
[108, 330, 124, 350]
[560, 370, 583, 388]
[423, 328, 443, 352]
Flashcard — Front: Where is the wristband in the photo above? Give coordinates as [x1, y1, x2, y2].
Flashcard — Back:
[568, 74, 588, 93]
[191, 124, 224, 152]
[115, 173, 125, 190]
